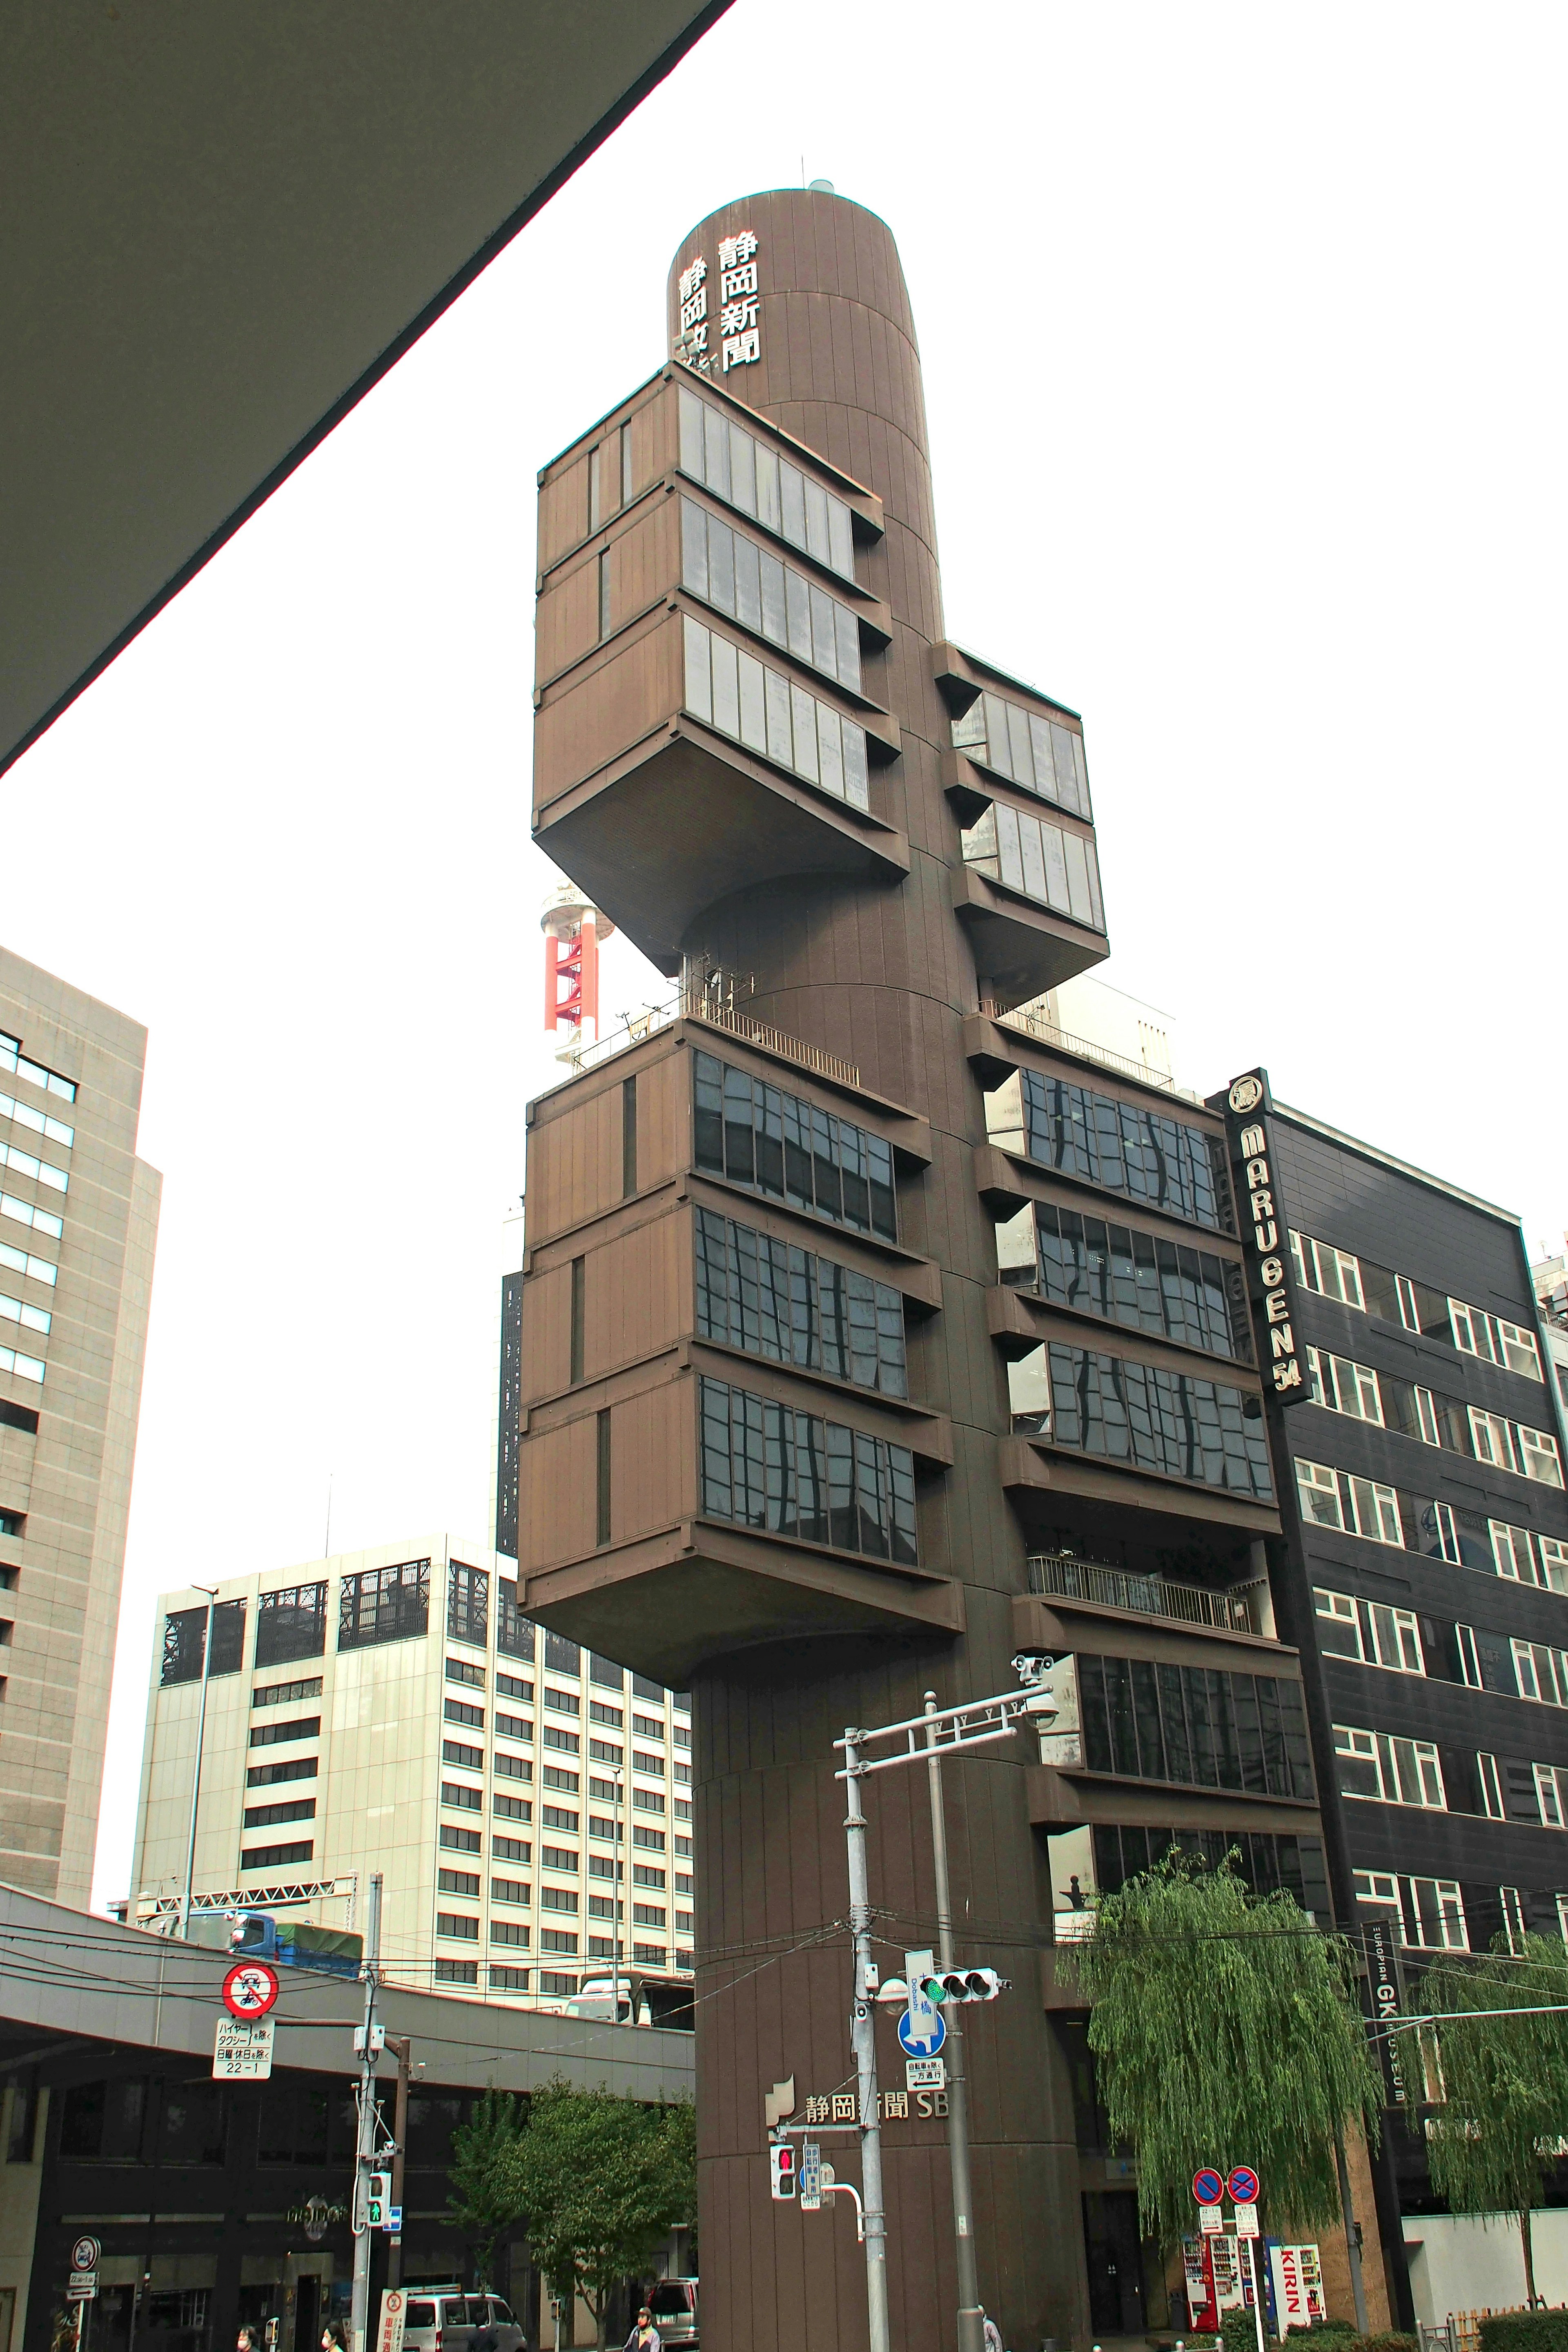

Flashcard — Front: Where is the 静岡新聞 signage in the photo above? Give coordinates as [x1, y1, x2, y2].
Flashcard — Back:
[1223, 1069, 1312, 1407]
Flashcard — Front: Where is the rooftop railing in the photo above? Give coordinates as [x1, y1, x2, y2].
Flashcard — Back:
[980, 998, 1202, 1102]
[1028, 1550, 1260, 1635]
[552, 969, 862, 1091]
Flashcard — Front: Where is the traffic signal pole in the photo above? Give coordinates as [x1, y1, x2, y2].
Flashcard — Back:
[350, 1872, 383, 2352]
[842, 1728, 893, 2352]
[924, 1694, 984, 2352]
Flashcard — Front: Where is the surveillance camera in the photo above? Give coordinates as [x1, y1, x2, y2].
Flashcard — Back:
[1011, 1652, 1054, 1682]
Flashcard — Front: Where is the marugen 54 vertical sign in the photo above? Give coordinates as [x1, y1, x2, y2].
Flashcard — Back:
[1223, 1069, 1313, 1407]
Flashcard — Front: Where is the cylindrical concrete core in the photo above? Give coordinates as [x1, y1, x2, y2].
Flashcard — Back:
[667, 190, 1090, 2352]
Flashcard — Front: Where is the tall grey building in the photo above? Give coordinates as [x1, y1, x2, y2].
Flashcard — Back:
[0, 947, 160, 1904]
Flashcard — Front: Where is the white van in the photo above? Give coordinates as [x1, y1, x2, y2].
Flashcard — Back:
[400, 2289, 526, 2352]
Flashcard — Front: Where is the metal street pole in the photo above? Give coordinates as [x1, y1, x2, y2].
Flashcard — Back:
[350, 1871, 384, 2352]
[613, 1767, 624, 2022]
[386, 2036, 412, 2291]
[924, 1694, 984, 2352]
[842, 1728, 891, 2352]
[177, 1586, 219, 1941]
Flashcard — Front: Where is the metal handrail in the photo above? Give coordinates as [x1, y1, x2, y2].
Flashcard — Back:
[980, 999, 1183, 1096]
[1028, 1550, 1258, 1634]
[552, 980, 862, 1091]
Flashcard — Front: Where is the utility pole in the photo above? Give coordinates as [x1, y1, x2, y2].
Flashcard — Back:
[612, 1766, 624, 2021]
[350, 1871, 384, 2352]
[386, 2035, 413, 2291]
[177, 1586, 219, 1940]
[841, 1727, 891, 2352]
[1333, 2132, 1369, 2334]
[924, 1694, 984, 2352]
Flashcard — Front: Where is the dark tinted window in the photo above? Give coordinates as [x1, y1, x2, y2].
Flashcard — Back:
[693, 1053, 896, 1243]
[254, 1582, 327, 1666]
[339, 1559, 430, 1650]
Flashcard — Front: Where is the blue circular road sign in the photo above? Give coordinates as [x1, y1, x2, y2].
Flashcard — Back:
[1192, 2170, 1224, 2205]
[897, 2005, 947, 2058]
[1227, 2166, 1261, 2206]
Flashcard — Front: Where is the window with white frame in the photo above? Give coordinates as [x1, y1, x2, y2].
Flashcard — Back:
[1542, 1537, 1568, 1595]
[1334, 1724, 1444, 1808]
[1512, 1639, 1568, 1708]
[1413, 1386, 1441, 1446]
[1456, 1625, 1482, 1688]
[1353, 1868, 1401, 1911]
[1491, 1520, 1537, 1584]
[1498, 1320, 1544, 1380]
[1519, 1424, 1564, 1488]
[1314, 1588, 1363, 1660]
[1307, 1348, 1383, 1424]
[1536, 1763, 1568, 1828]
[1293, 1458, 1401, 1545]
[1477, 1751, 1504, 1820]
[1296, 1458, 1345, 1530]
[1557, 1894, 1568, 1946]
[1290, 1231, 1365, 1309]
[1449, 1298, 1492, 1361]
[1500, 1886, 1528, 1953]
[1403, 1877, 1468, 1950]
[1470, 1407, 1519, 1472]
[1367, 1604, 1424, 1674]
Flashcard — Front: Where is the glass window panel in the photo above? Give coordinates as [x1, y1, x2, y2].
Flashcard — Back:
[981, 693, 1012, 778]
[704, 403, 731, 501]
[760, 550, 787, 646]
[729, 422, 757, 514]
[678, 388, 705, 479]
[1050, 724, 1080, 813]
[1019, 812, 1048, 901]
[790, 684, 820, 781]
[804, 478, 831, 563]
[995, 803, 1025, 891]
[828, 496, 855, 579]
[1062, 831, 1094, 925]
[1028, 714, 1058, 803]
[1006, 701, 1035, 788]
[733, 535, 762, 633]
[707, 513, 735, 614]
[809, 585, 838, 678]
[680, 498, 708, 599]
[842, 721, 869, 809]
[1084, 840, 1106, 932]
[786, 568, 813, 662]
[710, 634, 740, 739]
[780, 461, 806, 549]
[817, 702, 845, 799]
[756, 445, 782, 533]
[1041, 823, 1071, 911]
[834, 605, 860, 688]
[737, 651, 767, 752]
[764, 667, 794, 767]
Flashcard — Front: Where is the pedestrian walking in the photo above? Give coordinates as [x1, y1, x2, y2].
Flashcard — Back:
[623, 2308, 661, 2352]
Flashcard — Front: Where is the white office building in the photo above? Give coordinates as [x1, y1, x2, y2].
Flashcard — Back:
[128, 1535, 695, 2010]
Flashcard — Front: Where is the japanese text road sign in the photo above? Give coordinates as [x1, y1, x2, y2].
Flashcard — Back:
[222, 1959, 280, 2018]
[376, 2292, 407, 2352]
[1198, 2206, 1223, 2236]
[1233, 2203, 1260, 2238]
[71, 2241, 100, 2274]
[1227, 2165, 1261, 2206]
[906, 2056, 947, 2092]
[213, 2016, 275, 2080]
[799, 2142, 822, 2212]
[1192, 2169, 1224, 2205]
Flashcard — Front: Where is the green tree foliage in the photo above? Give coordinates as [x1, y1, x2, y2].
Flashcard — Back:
[1074, 1851, 1383, 2250]
[1401, 1933, 1568, 2306]
[448, 2089, 530, 2285]
[511, 2079, 697, 2352]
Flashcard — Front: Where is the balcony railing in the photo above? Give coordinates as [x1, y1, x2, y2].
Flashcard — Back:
[980, 998, 1203, 1102]
[1028, 1550, 1260, 1634]
[551, 967, 862, 1091]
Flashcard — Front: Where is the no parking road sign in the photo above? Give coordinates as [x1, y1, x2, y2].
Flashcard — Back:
[1192, 2170, 1223, 2205]
[1226, 2166, 1261, 2207]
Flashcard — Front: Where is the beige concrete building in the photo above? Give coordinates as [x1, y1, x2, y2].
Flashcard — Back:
[0, 946, 160, 1904]
[129, 1536, 695, 2010]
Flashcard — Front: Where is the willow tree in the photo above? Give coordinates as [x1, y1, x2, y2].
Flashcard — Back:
[1402, 1932, 1568, 2306]
[1073, 1851, 1383, 2249]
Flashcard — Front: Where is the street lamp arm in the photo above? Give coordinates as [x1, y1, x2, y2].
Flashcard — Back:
[832, 1677, 1060, 1780]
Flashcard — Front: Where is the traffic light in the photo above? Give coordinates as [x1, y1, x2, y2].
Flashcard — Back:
[769, 2143, 797, 2201]
[366, 2170, 392, 2227]
[921, 1968, 1009, 2003]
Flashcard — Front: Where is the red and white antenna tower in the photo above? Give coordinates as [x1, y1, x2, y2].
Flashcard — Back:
[542, 887, 615, 1062]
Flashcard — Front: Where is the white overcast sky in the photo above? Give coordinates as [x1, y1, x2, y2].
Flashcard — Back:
[9, 2, 1564, 1912]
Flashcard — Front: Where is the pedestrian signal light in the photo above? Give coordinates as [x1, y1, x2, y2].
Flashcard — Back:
[770, 2144, 797, 2201]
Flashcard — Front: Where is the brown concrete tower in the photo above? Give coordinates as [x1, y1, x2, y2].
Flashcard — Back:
[518, 187, 1296, 2352]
